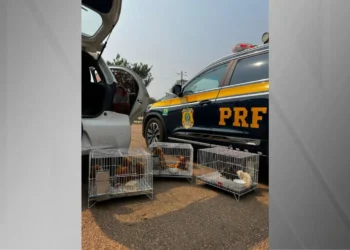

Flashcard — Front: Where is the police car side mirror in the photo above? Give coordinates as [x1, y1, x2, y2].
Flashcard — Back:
[172, 84, 182, 96]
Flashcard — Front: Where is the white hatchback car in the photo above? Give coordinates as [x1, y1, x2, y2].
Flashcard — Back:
[81, 0, 149, 155]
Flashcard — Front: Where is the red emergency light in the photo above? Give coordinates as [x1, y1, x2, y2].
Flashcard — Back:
[232, 43, 255, 53]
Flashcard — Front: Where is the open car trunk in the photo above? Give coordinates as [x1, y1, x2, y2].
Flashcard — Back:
[82, 51, 110, 117]
[82, 0, 122, 53]
[109, 67, 140, 115]
[82, 52, 148, 121]
[82, 0, 150, 153]
[81, 50, 150, 153]
[82, 0, 149, 122]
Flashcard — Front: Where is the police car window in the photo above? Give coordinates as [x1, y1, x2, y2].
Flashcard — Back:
[229, 53, 268, 86]
[183, 63, 229, 95]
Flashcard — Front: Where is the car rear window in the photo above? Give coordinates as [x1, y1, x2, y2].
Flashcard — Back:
[82, 5, 103, 37]
[229, 53, 269, 86]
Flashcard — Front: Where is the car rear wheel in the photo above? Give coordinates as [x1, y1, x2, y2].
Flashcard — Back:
[145, 118, 164, 146]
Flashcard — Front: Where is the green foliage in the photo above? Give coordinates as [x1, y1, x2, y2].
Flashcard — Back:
[107, 54, 154, 88]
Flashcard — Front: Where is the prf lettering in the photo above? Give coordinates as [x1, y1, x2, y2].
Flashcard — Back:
[219, 107, 267, 129]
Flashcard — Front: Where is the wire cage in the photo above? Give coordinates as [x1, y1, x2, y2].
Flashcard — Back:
[196, 147, 259, 201]
[88, 147, 153, 207]
[149, 142, 193, 182]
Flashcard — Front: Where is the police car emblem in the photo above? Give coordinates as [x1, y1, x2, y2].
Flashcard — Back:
[162, 108, 168, 116]
[182, 108, 194, 129]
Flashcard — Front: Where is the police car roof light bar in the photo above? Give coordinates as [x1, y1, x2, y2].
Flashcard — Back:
[232, 43, 255, 53]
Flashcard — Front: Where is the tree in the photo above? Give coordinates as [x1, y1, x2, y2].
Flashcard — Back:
[107, 54, 154, 88]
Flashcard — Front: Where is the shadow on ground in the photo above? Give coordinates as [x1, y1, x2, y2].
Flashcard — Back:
[82, 176, 268, 250]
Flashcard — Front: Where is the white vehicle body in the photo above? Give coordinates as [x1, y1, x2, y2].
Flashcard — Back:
[81, 0, 149, 155]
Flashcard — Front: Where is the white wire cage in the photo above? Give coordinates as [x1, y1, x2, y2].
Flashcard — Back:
[196, 147, 259, 201]
[149, 142, 193, 182]
[88, 147, 153, 207]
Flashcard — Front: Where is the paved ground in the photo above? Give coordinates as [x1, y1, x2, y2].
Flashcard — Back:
[82, 125, 269, 250]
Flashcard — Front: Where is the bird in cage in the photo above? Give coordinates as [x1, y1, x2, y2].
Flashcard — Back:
[116, 165, 129, 175]
[135, 161, 145, 175]
[174, 156, 187, 170]
[218, 164, 234, 181]
[90, 164, 101, 179]
[115, 165, 133, 184]
[152, 147, 167, 169]
[122, 156, 133, 167]
[115, 157, 146, 184]
[220, 170, 234, 181]
[237, 170, 252, 188]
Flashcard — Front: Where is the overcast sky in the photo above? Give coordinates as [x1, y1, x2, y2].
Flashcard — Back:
[103, 0, 269, 99]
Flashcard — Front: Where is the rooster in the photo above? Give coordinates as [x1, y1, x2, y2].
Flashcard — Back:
[135, 161, 145, 175]
[152, 147, 167, 169]
[174, 156, 187, 170]
[116, 166, 128, 175]
[115, 157, 146, 185]
[122, 156, 133, 167]
[115, 165, 132, 184]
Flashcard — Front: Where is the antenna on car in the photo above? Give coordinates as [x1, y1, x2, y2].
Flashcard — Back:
[97, 25, 115, 61]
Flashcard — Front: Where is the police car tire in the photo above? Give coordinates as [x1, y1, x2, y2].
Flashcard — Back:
[145, 117, 164, 146]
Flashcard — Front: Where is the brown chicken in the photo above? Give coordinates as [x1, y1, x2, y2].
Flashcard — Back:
[115, 166, 132, 184]
[152, 147, 167, 170]
[174, 156, 188, 170]
[135, 161, 145, 175]
[122, 156, 133, 167]
[152, 147, 161, 157]
[115, 158, 145, 180]
[113, 155, 147, 186]
[116, 166, 128, 175]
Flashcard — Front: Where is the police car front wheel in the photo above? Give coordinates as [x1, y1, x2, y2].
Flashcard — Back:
[145, 118, 164, 146]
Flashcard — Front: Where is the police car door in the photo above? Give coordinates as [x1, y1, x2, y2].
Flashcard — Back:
[212, 51, 269, 154]
[167, 61, 233, 145]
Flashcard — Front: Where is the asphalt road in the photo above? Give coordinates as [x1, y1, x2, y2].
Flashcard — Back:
[82, 125, 269, 250]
